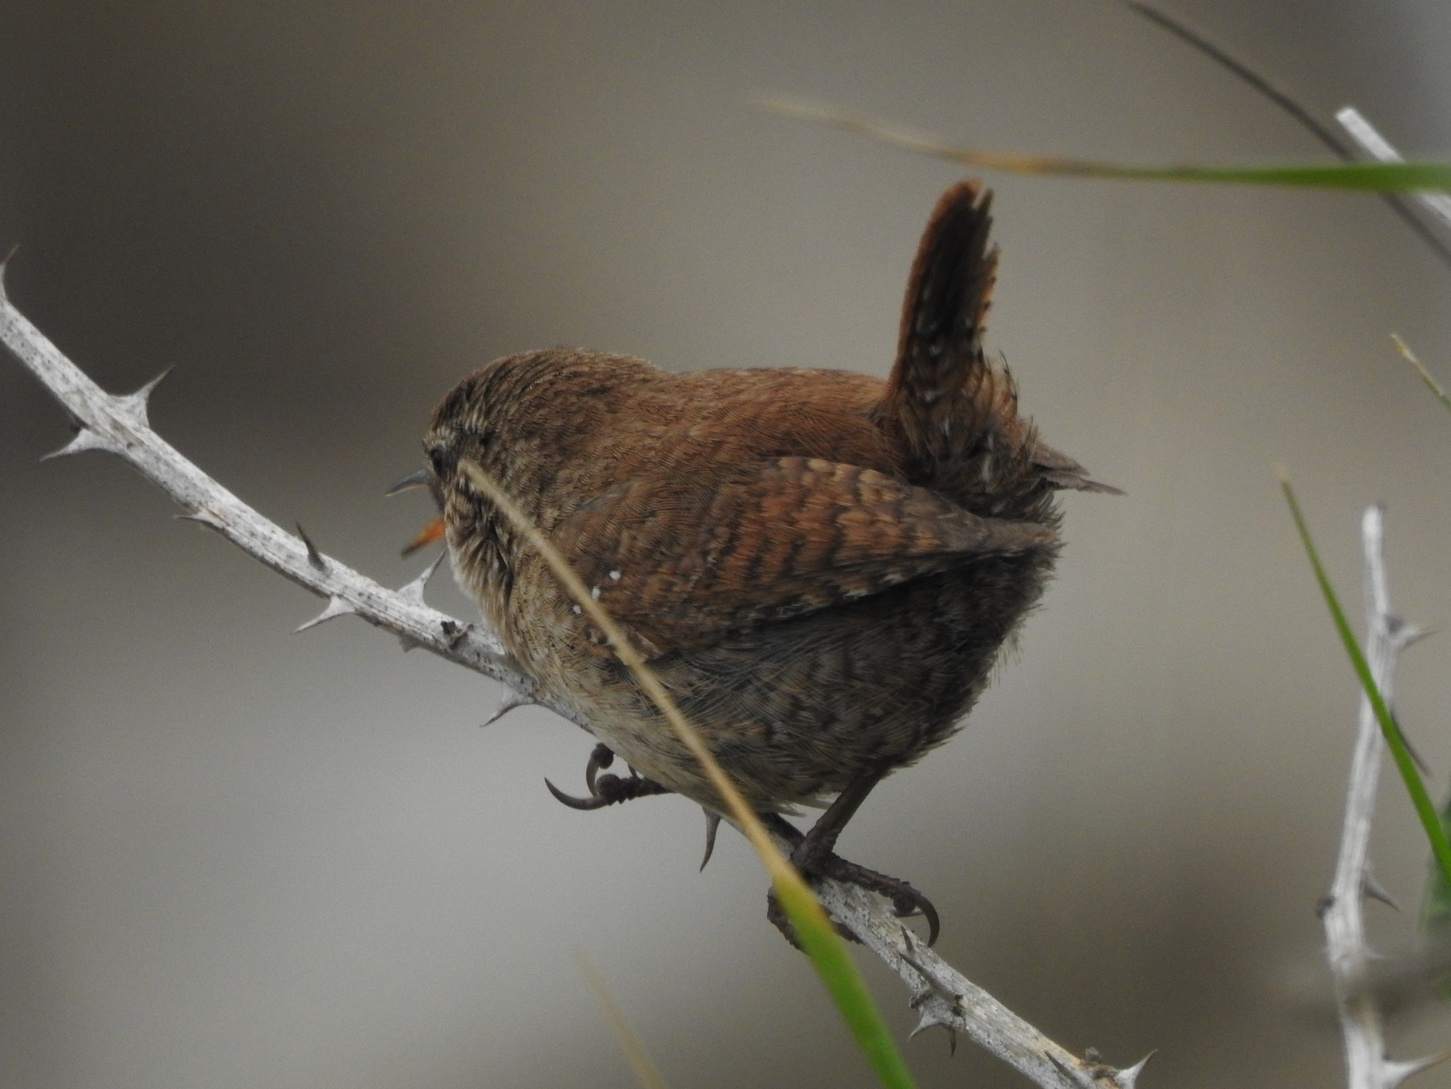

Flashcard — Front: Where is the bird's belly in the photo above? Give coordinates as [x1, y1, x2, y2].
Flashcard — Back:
[527, 565, 1045, 812]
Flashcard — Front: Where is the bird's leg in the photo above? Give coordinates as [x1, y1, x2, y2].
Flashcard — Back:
[762, 812, 861, 947]
[544, 742, 673, 810]
[764, 769, 941, 946]
[791, 764, 889, 872]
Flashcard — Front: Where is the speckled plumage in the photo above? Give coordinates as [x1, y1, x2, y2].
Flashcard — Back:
[423, 181, 1111, 817]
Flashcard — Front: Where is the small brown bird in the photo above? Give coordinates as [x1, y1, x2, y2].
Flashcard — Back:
[420, 182, 1114, 940]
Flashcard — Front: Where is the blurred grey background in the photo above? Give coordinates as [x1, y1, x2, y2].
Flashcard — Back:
[4, 2, 1451, 1086]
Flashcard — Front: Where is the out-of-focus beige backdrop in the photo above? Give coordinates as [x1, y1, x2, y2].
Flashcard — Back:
[4, 2, 1451, 1086]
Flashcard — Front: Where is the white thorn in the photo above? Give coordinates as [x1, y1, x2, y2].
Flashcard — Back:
[1115, 1052, 1156, 1089]
[1398, 623, 1433, 649]
[41, 428, 115, 460]
[398, 552, 447, 605]
[483, 686, 535, 726]
[115, 368, 173, 428]
[1385, 1053, 1450, 1087]
[908, 1010, 938, 1039]
[176, 506, 224, 530]
[1362, 865, 1399, 910]
[486, 688, 533, 724]
[908, 1011, 955, 1045]
[295, 595, 355, 632]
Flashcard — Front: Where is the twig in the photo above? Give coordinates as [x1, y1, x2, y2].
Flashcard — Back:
[1120, 0, 1352, 160]
[1336, 108, 1451, 235]
[1321, 506, 1435, 1089]
[1117, 1, 1451, 269]
[0, 254, 563, 728]
[0, 263, 1147, 1089]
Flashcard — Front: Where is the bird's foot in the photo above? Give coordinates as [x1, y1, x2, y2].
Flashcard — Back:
[813, 854, 940, 947]
[544, 743, 673, 810]
[762, 813, 940, 947]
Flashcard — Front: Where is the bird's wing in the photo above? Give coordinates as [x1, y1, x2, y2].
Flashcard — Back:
[547, 456, 1053, 657]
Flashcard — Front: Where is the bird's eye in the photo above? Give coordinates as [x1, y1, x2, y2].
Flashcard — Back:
[426, 443, 450, 479]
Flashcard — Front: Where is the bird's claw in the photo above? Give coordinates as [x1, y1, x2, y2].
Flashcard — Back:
[545, 743, 672, 810]
[817, 854, 941, 947]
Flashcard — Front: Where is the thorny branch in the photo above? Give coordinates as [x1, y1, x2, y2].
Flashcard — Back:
[1320, 506, 1439, 1089]
[0, 263, 1146, 1089]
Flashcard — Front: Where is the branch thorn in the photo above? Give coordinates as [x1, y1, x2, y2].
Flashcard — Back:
[295, 522, 327, 571]
[1115, 1051, 1155, 1088]
[398, 551, 447, 605]
[176, 506, 225, 531]
[483, 685, 535, 726]
[1398, 623, 1433, 650]
[295, 594, 356, 632]
[1384, 1052, 1450, 1087]
[908, 1010, 955, 1050]
[116, 367, 173, 428]
[1362, 865, 1399, 910]
[41, 427, 114, 460]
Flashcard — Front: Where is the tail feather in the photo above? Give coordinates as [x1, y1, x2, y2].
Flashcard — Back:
[881, 181, 1001, 477]
[1032, 442, 1124, 495]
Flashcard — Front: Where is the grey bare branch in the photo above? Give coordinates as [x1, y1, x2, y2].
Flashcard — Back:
[1321, 505, 1438, 1089]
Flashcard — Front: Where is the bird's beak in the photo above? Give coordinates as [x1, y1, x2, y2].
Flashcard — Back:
[387, 468, 447, 556]
[385, 467, 435, 497]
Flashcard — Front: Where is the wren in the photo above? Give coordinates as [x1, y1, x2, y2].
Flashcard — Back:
[421, 181, 1114, 940]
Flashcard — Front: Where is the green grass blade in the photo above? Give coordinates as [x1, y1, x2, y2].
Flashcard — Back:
[773, 880, 920, 1089]
[1424, 789, 1451, 938]
[1422, 790, 1451, 1002]
[757, 99, 1451, 192]
[577, 954, 672, 1089]
[1391, 334, 1451, 416]
[1280, 476, 1451, 891]
[1091, 161, 1451, 190]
